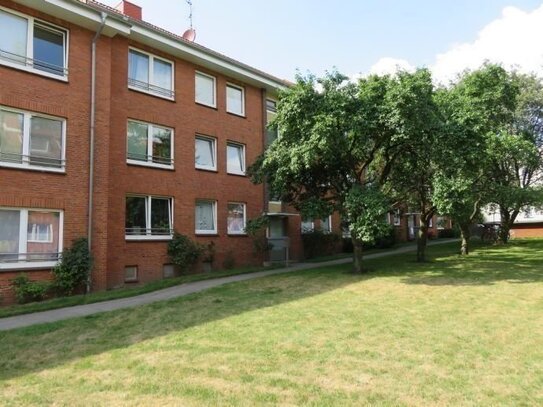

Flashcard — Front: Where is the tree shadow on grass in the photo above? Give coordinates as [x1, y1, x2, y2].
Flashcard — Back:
[398, 241, 543, 287]
[0, 266, 360, 382]
[0, 240, 541, 382]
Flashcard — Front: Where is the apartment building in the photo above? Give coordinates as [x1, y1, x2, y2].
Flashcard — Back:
[0, 0, 320, 304]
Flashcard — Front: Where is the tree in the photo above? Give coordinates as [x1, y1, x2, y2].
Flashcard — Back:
[249, 70, 436, 272]
[481, 71, 543, 243]
[384, 69, 443, 262]
[430, 65, 510, 254]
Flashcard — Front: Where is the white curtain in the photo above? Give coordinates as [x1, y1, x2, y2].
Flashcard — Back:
[196, 202, 214, 231]
[195, 74, 215, 106]
[0, 110, 24, 163]
[129, 50, 149, 83]
[195, 138, 214, 167]
[0, 10, 28, 64]
[153, 59, 172, 91]
[227, 86, 243, 114]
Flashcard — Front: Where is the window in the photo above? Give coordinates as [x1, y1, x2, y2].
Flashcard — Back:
[125, 196, 173, 240]
[195, 135, 216, 171]
[124, 266, 138, 282]
[227, 203, 246, 235]
[0, 208, 62, 269]
[128, 48, 174, 99]
[127, 120, 173, 168]
[195, 200, 217, 234]
[321, 216, 332, 233]
[0, 8, 68, 79]
[301, 219, 314, 234]
[0, 107, 65, 171]
[226, 84, 245, 116]
[266, 99, 279, 145]
[195, 71, 216, 107]
[226, 142, 245, 175]
[392, 209, 401, 226]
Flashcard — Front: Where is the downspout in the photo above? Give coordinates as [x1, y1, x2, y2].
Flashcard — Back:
[87, 12, 107, 293]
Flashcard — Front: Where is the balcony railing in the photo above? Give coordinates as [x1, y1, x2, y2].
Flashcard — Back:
[0, 152, 65, 169]
[128, 78, 175, 99]
[0, 49, 68, 77]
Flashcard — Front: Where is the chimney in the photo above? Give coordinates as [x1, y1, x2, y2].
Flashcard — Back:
[115, 1, 142, 20]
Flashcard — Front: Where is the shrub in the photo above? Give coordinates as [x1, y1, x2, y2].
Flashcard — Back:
[302, 231, 341, 259]
[53, 238, 92, 296]
[438, 228, 460, 238]
[12, 274, 50, 304]
[167, 233, 203, 272]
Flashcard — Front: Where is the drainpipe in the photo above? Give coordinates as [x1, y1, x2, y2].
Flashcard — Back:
[87, 12, 107, 293]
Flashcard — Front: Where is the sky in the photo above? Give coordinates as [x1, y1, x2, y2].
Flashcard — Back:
[103, 0, 543, 83]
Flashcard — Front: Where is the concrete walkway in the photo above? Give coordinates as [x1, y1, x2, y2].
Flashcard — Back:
[0, 239, 457, 331]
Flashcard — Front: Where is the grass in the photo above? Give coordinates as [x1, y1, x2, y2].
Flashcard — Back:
[1, 239, 542, 406]
[0, 265, 282, 319]
[0, 240, 420, 319]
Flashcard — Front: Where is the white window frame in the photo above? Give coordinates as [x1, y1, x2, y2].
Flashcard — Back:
[0, 207, 63, 270]
[125, 195, 174, 241]
[0, 6, 69, 81]
[0, 106, 66, 173]
[195, 199, 217, 235]
[128, 47, 175, 100]
[126, 119, 174, 170]
[226, 83, 245, 116]
[226, 141, 246, 175]
[195, 134, 217, 171]
[195, 71, 217, 108]
[227, 202, 247, 235]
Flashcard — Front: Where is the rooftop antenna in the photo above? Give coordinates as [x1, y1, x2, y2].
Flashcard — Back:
[182, 0, 196, 42]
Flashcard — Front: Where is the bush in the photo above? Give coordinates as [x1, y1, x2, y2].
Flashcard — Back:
[438, 228, 460, 238]
[53, 238, 92, 296]
[302, 231, 341, 259]
[167, 233, 203, 272]
[342, 227, 396, 252]
[12, 274, 50, 304]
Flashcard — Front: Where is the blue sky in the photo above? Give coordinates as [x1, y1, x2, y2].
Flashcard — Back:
[104, 0, 543, 82]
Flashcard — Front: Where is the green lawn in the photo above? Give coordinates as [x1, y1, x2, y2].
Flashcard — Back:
[1, 240, 542, 406]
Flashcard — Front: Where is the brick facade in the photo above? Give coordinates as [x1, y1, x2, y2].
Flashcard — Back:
[0, 0, 305, 304]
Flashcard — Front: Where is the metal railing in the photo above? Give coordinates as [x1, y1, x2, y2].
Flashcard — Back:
[125, 227, 173, 236]
[0, 252, 61, 263]
[0, 152, 65, 168]
[0, 49, 68, 76]
[128, 78, 175, 99]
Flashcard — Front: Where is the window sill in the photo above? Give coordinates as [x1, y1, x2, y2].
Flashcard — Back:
[128, 85, 175, 102]
[227, 171, 247, 177]
[0, 261, 59, 271]
[0, 60, 68, 82]
[195, 101, 218, 110]
[125, 235, 173, 241]
[227, 233, 247, 237]
[195, 166, 218, 173]
[195, 232, 219, 236]
[127, 160, 174, 171]
[226, 111, 246, 118]
[0, 162, 66, 174]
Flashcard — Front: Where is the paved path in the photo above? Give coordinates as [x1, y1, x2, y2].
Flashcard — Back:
[0, 239, 457, 331]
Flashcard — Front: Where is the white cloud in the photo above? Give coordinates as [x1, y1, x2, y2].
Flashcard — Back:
[368, 57, 415, 76]
[432, 4, 543, 84]
[365, 4, 543, 84]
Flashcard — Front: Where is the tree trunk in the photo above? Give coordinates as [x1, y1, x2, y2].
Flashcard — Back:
[459, 223, 470, 255]
[417, 220, 428, 262]
[352, 236, 366, 273]
[499, 208, 512, 244]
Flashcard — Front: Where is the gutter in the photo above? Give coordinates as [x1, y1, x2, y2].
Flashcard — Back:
[87, 11, 107, 293]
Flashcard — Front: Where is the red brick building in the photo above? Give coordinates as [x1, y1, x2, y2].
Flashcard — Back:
[0, 0, 323, 304]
